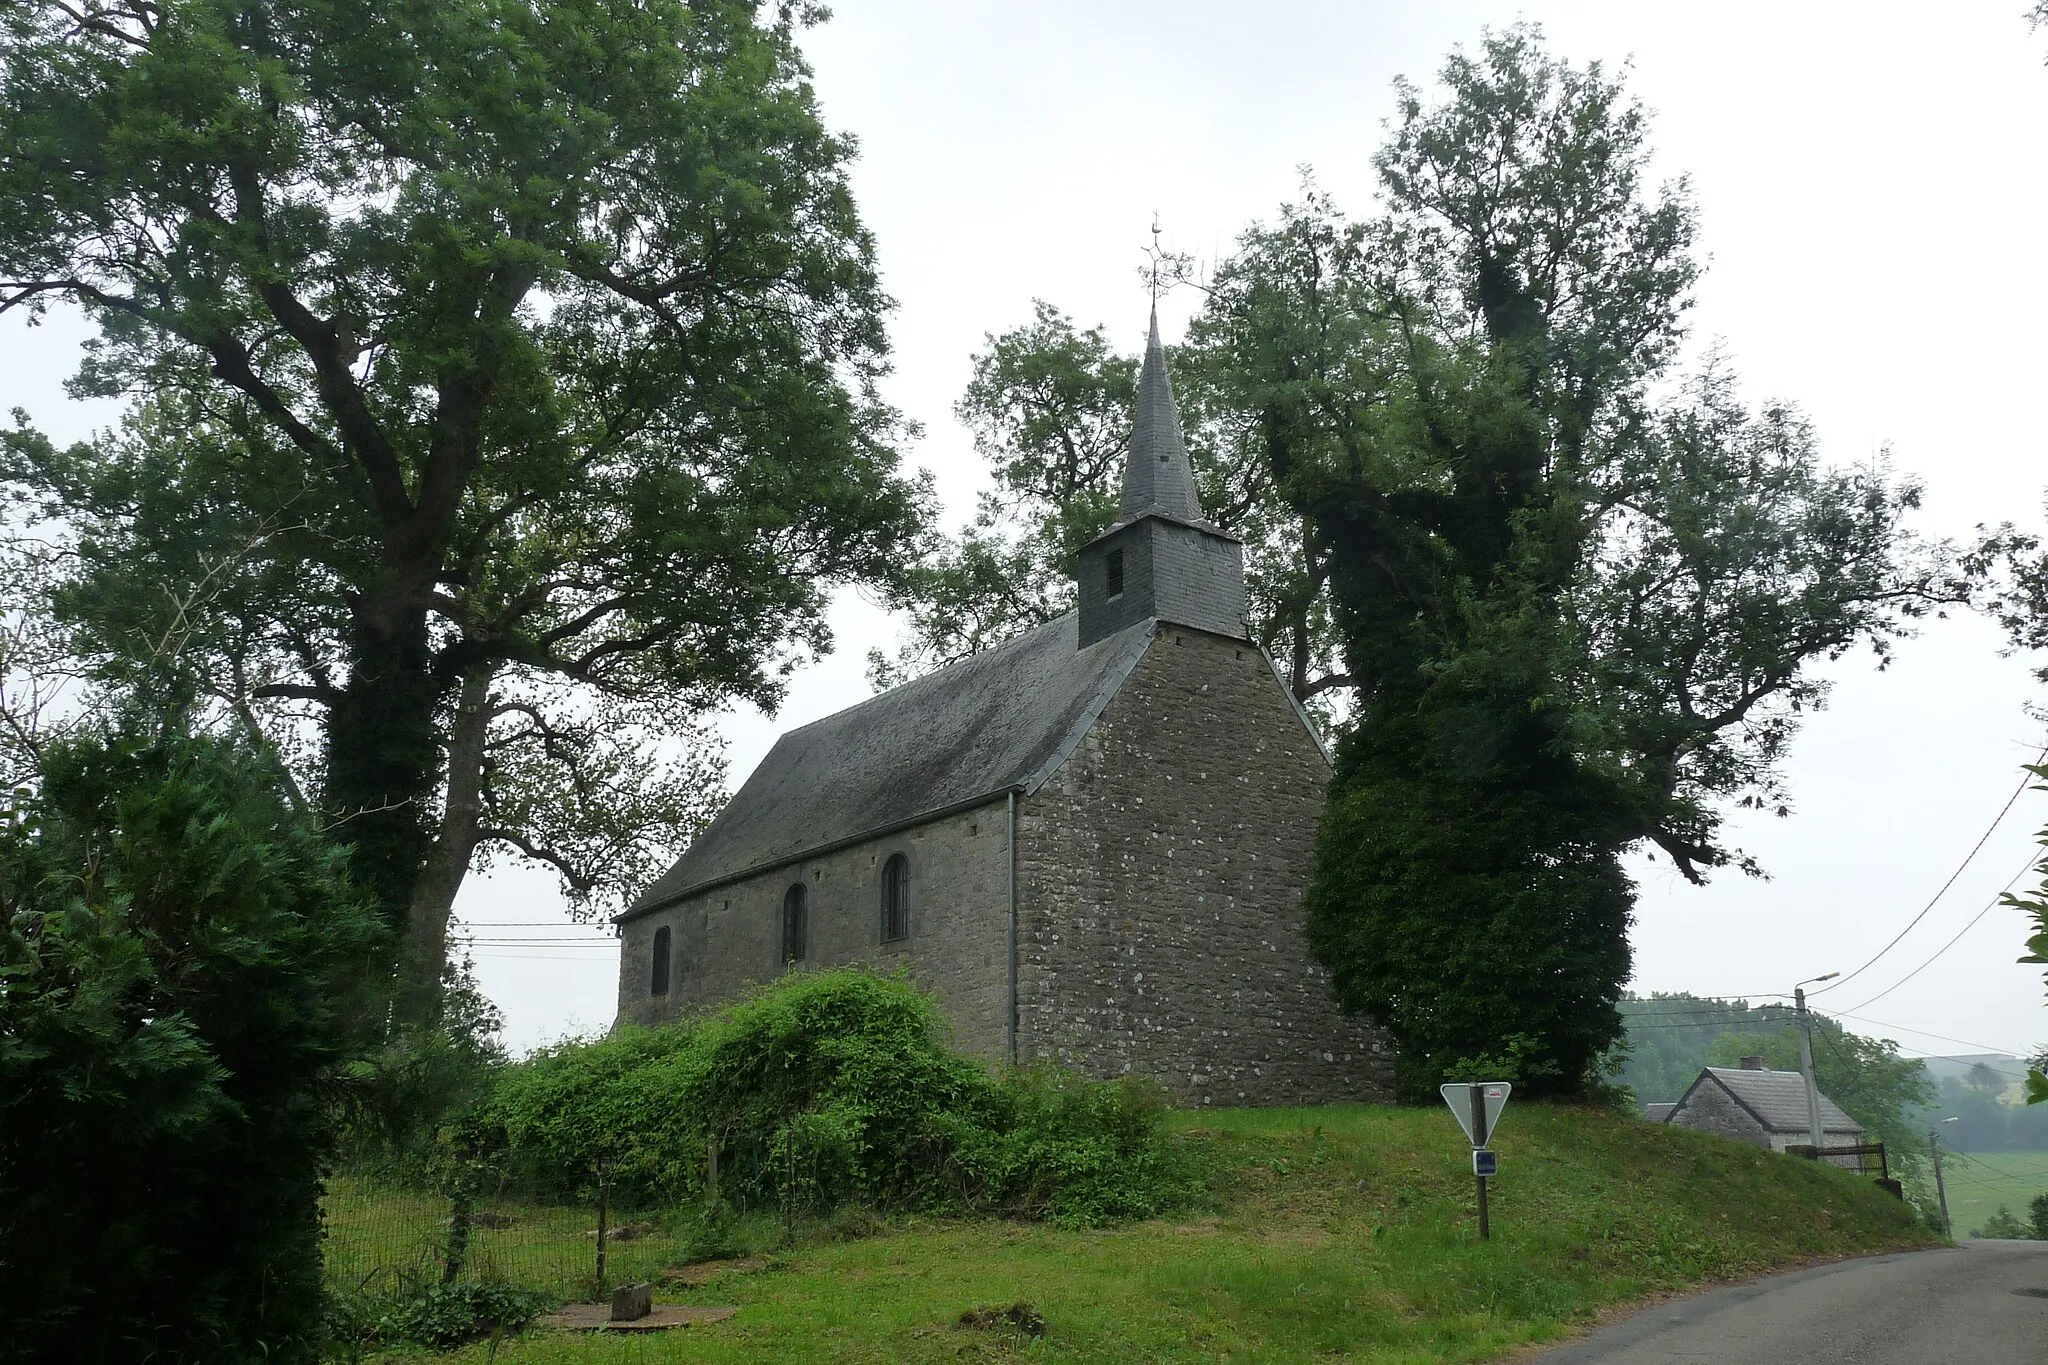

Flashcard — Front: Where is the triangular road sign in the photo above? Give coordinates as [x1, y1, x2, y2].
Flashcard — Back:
[1440, 1081, 1513, 1146]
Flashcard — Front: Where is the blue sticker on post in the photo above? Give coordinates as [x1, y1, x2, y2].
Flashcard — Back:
[1472, 1148, 1498, 1177]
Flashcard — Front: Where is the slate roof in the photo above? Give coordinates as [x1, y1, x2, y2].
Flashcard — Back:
[1680, 1067, 1862, 1134]
[1118, 306, 1215, 532]
[618, 612, 1157, 919]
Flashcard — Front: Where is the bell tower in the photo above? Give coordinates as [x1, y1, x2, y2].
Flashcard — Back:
[1075, 306, 1247, 648]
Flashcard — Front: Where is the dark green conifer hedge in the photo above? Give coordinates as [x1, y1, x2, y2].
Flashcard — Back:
[0, 729, 383, 1364]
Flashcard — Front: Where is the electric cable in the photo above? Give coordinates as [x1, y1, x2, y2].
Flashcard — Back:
[1813, 1009, 2035, 1062]
[1813, 748, 2047, 999]
[1830, 848, 2043, 1014]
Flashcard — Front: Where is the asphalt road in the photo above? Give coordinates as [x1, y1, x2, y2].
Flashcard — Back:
[1532, 1241, 2048, 1363]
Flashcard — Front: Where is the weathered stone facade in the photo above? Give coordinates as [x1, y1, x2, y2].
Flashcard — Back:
[1663, 1076, 1771, 1146]
[1016, 626, 1392, 1103]
[617, 798, 1015, 1057]
[614, 303, 1396, 1106]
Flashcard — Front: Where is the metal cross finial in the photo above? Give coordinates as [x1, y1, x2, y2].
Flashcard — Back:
[1148, 213, 1163, 303]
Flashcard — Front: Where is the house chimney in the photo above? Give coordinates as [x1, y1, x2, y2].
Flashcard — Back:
[1739, 1055, 1766, 1070]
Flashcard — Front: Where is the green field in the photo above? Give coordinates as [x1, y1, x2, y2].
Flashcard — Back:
[1942, 1151, 2048, 1237]
[333, 1103, 1935, 1363]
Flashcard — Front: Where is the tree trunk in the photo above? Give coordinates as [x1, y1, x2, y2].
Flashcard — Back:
[324, 595, 444, 982]
[405, 666, 494, 1000]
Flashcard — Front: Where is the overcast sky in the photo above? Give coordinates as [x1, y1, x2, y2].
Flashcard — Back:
[7, 1, 2047, 1066]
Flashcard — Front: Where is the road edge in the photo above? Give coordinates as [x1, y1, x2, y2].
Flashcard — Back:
[1505, 1242, 1956, 1363]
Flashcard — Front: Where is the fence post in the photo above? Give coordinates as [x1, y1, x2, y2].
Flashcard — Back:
[594, 1153, 611, 1300]
[443, 1176, 473, 1285]
[707, 1134, 721, 1212]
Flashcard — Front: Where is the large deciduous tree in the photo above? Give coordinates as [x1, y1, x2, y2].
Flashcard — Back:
[0, 0, 928, 1000]
[1271, 29, 1947, 1095]
[869, 302, 1133, 686]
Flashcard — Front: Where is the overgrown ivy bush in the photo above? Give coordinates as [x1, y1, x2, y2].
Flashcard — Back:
[477, 969, 1197, 1226]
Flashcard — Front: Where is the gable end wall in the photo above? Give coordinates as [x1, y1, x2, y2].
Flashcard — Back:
[1014, 627, 1393, 1104]
[1668, 1080, 1771, 1147]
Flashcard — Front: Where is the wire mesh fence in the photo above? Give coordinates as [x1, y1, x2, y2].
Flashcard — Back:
[322, 1173, 682, 1305]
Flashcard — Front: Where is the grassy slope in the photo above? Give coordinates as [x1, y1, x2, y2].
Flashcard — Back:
[1941, 1150, 2048, 1235]
[374, 1103, 1935, 1364]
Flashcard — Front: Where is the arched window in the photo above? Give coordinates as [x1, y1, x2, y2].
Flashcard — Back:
[881, 853, 910, 942]
[782, 883, 808, 965]
[650, 925, 672, 997]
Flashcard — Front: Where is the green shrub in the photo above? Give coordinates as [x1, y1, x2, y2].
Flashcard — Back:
[1975, 1204, 2031, 1239]
[329, 1280, 553, 1350]
[478, 969, 1197, 1226]
[334, 955, 507, 1180]
[0, 727, 385, 1364]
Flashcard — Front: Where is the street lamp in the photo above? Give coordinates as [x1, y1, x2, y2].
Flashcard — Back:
[1794, 974, 1839, 1152]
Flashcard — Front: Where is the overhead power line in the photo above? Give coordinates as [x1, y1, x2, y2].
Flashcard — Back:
[1832, 848, 2041, 1015]
[1813, 748, 2047, 1000]
[1814, 1008, 2034, 1062]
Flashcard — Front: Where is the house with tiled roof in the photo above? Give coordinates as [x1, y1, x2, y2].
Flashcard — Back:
[1662, 1058, 1865, 1157]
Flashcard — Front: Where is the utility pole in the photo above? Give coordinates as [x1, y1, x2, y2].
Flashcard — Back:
[1931, 1117, 1959, 1238]
[1793, 972, 1838, 1156]
[1795, 988, 1824, 1152]
[1930, 1130, 1952, 1238]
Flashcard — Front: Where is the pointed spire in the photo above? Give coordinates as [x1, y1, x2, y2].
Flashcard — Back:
[1120, 305, 1209, 527]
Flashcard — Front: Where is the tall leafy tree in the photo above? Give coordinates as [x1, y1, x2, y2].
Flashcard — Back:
[0, 0, 928, 997]
[870, 302, 1133, 685]
[1194, 29, 1948, 1094]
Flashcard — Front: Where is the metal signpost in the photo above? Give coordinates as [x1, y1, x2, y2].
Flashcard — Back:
[1441, 1081, 1512, 1239]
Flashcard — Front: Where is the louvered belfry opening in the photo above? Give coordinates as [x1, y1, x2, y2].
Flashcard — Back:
[1074, 305, 1247, 649]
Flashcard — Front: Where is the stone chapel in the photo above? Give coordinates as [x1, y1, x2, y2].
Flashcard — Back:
[613, 309, 1393, 1106]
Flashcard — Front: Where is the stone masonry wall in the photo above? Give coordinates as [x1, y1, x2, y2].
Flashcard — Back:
[616, 798, 1014, 1058]
[1667, 1080, 1770, 1147]
[1014, 626, 1394, 1105]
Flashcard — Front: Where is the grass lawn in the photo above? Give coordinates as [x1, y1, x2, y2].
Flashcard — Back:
[1941, 1150, 2048, 1236]
[333, 1102, 1935, 1363]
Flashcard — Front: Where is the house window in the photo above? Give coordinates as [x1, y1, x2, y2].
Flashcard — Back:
[782, 883, 809, 965]
[650, 925, 672, 997]
[881, 853, 910, 942]
[1106, 548, 1125, 598]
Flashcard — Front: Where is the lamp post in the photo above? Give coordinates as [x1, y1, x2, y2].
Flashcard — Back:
[1794, 973, 1839, 1154]
[1931, 1116, 1960, 1238]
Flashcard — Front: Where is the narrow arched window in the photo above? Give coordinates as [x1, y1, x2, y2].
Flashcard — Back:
[650, 925, 672, 997]
[782, 883, 808, 965]
[881, 853, 910, 942]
